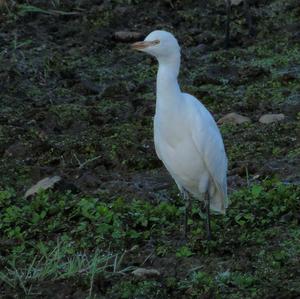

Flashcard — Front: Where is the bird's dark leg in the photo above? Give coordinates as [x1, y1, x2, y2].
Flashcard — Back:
[183, 190, 191, 238]
[225, 0, 231, 48]
[243, 0, 256, 37]
[204, 192, 212, 241]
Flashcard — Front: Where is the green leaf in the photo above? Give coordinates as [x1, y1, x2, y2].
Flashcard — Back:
[251, 185, 263, 198]
[176, 246, 193, 257]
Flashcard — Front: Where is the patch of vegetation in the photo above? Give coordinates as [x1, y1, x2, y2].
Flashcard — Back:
[0, 189, 180, 254]
[0, 180, 299, 297]
[1, 242, 120, 296]
[0, 0, 300, 297]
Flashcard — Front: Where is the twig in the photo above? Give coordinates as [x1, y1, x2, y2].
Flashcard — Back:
[79, 155, 102, 169]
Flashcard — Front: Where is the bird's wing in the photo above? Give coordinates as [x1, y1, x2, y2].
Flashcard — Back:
[185, 94, 228, 212]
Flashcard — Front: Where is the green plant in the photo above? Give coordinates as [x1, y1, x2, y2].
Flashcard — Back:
[176, 246, 193, 258]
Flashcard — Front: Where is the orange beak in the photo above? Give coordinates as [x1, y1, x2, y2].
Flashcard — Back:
[131, 40, 160, 50]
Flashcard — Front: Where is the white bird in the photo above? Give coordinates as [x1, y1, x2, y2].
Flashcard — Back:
[132, 30, 228, 239]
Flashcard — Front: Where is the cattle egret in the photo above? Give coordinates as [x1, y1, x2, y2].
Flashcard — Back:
[132, 30, 228, 239]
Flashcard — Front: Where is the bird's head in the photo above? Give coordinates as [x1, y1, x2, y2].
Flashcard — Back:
[132, 30, 180, 61]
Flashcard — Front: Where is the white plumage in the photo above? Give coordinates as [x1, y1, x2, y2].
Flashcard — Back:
[132, 30, 228, 237]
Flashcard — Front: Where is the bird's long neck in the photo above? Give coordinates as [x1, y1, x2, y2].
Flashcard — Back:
[156, 54, 181, 113]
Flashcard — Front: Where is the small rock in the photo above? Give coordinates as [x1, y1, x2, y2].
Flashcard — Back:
[113, 31, 144, 43]
[25, 176, 61, 198]
[132, 268, 160, 278]
[259, 113, 285, 124]
[218, 112, 251, 125]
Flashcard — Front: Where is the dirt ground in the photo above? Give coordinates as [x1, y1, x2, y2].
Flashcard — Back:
[0, 0, 299, 298]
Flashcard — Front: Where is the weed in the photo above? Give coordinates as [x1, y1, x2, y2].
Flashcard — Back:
[0, 241, 122, 296]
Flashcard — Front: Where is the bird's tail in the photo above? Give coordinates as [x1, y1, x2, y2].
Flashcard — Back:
[209, 181, 228, 214]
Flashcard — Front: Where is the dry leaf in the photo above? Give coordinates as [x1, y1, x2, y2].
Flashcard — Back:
[25, 176, 61, 198]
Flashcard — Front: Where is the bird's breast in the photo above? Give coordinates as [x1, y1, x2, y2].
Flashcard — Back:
[154, 117, 207, 193]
